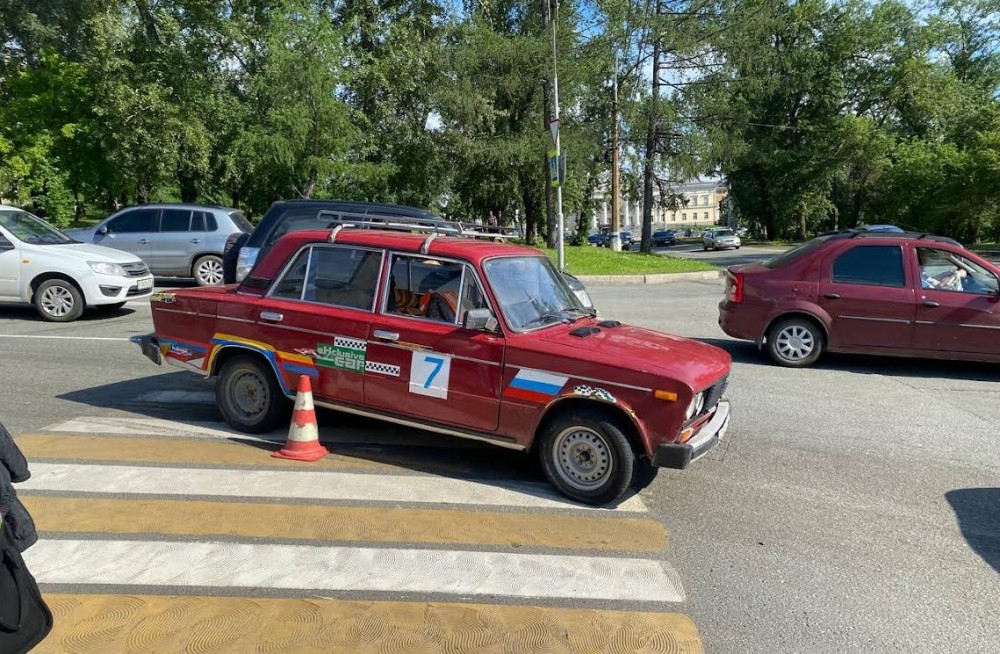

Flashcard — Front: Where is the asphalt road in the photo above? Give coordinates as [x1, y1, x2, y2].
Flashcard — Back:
[656, 242, 787, 268]
[1, 282, 998, 654]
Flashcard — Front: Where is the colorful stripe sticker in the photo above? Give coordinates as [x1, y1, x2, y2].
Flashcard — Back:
[503, 369, 568, 404]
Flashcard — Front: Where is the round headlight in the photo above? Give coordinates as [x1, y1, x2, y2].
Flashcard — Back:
[685, 391, 705, 420]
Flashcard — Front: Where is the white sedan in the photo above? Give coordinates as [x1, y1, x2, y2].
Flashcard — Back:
[0, 205, 154, 321]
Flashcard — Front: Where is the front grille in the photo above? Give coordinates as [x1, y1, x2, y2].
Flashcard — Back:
[122, 262, 150, 277]
[702, 376, 729, 415]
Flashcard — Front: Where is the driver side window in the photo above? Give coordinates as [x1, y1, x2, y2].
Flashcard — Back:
[917, 248, 999, 295]
[108, 209, 157, 233]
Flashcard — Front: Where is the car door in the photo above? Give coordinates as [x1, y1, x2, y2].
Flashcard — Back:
[818, 243, 915, 349]
[96, 208, 157, 263]
[253, 244, 383, 405]
[148, 208, 194, 275]
[911, 246, 1000, 356]
[0, 228, 20, 299]
[364, 253, 504, 433]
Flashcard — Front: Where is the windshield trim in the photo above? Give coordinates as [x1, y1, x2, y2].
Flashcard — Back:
[482, 253, 586, 334]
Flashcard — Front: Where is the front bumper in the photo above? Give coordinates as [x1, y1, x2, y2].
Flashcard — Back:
[652, 400, 730, 469]
[139, 333, 161, 365]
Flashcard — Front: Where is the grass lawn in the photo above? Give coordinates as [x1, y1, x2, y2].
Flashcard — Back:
[538, 245, 717, 276]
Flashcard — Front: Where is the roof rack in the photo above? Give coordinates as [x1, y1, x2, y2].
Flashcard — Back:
[316, 210, 513, 242]
[835, 230, 961, 246]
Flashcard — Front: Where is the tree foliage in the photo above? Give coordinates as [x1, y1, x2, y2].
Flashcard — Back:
[0, 0, 996, 242]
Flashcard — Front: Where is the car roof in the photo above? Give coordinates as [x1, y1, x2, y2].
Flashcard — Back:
[271, 199, 440, 219]
[113, 203, 239, 212]
[821, 230, 962, 246]
[276, 228, 540, 264]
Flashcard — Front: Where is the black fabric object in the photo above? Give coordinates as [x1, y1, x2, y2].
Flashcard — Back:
[0, 521, 53, 654]
[0, 424, 36, 554]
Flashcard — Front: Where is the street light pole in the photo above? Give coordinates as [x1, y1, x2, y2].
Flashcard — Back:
[548, 0, 565, 271]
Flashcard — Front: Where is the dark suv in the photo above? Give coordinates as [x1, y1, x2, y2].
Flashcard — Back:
[223, 200, 454, 284]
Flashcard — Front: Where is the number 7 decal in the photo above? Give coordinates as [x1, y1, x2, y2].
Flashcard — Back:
[409, 352, 452, 399]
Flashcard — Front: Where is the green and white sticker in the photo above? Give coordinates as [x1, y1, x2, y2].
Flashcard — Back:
[317, 336, 367, 373]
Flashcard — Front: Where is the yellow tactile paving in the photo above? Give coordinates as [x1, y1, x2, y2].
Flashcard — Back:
[23, 496, 668, 552]
[36, 594, 704, 654]
[14, 433, 468, 473]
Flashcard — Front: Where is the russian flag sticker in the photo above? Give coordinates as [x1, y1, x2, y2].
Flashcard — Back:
[503, 369, 569, 404]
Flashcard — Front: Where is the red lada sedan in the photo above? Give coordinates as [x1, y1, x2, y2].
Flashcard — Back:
[719, 231, 1000, 367]
[140, 228, 732, 505]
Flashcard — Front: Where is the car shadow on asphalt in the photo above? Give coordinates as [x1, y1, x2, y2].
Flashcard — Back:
[945, 488, 1000, 574]
[698, 337, 1000, 382]
[53, 372, 649, 510]
[0, 304, 139, 322]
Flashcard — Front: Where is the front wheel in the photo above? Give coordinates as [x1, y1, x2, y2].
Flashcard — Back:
[34, 279, 84, 322]
[767, 317, 824, 368]
[538, 407, 636, 505]
[193, 254, 224, 286]
[216, 354, 290, 433]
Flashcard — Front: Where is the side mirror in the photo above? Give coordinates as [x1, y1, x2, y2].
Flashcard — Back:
[464, 308, 500, 333]
[96, 225, 108, 236]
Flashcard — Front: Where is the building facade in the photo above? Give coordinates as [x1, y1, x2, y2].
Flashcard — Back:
[586, 178, 728, 233]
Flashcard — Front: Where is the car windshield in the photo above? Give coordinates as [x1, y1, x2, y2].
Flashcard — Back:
[483, 255, 587, 330]
[764, 237, 830, 269]
[229, 210, 253, 232]
[0, 209, 75, 244]
[715, 229, 734, 236]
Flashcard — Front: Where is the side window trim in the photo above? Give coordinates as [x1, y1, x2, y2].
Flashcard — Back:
[378, 252, 496, 328]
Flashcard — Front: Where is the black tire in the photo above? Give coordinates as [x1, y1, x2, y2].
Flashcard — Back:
[193, 254, 224, 286]
[34, 279, 84, 322]
[538, 407, 636, 505]
[767, 316, 824, 368]
[216, 354, 290, 433]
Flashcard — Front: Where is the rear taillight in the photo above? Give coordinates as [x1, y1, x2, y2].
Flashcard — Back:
[728, 272, 744, 303]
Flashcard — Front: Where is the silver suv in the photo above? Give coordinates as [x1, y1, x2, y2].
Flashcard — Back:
[67, 204, 251, 285]
[703, 227, 741, 251]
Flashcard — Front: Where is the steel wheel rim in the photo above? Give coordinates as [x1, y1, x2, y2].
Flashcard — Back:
[197, 259, 224, 285]
[552, 427, 614, 491]
[40, 285, 75, 317]
[776, 325, 815, 361]
[230, 371, 269, 421]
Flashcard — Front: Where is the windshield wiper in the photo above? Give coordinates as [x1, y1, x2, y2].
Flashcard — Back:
[523, 312, 572, 328]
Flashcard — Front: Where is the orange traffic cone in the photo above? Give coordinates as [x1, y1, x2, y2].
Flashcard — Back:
[273, 375, 329, 461]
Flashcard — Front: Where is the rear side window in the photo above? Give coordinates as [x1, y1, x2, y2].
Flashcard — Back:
[108, 209, 157, 233]
[831, 245, 905, 287]
[270, 246, 382, 311]
[160, 209, 192, 232]
[191, 212, 206, 231]
[206, 213, 218, 231]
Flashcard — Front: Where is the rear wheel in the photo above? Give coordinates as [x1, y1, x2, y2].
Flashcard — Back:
[34, 279, 84, 322]
[767, 317, 824, 368]
[538, 407, 636, 505]
[216, 354, 289, 433]
[193, 254, 224, 286]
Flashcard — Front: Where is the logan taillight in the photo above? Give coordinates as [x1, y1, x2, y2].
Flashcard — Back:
[728, 272, 744, 303]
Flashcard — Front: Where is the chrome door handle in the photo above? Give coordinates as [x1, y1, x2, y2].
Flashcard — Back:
[138, 239, 149, 244]
[190, 238, 201, 244]
[922, 300, 940, 308]
[823, 292, 840, 300]
[373, 329, 399, 342]
[260, 311, 283, 322]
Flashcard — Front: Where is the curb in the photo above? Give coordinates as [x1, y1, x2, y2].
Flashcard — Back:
[575, 271, 722, 285]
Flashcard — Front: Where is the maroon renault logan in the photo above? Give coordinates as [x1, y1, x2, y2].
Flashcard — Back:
[719, 231, 1000, 367]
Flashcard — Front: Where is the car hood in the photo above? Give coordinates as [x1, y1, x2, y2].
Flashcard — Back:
[539, 322, 731, 390]
[37, 242, 145, 264]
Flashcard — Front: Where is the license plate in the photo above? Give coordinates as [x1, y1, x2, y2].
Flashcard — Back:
[137, 279, 153, 291]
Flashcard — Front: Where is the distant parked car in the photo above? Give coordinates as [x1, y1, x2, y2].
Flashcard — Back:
[620, 231, 635, 248]
[719, 231, 1000, 367]
[0, 205, 154, 321]
[703, 228, 741, 251]
[65, 204, 251, 286]
[587, 233, 606, 246]
[856, 224, 904, 233]
[652, 230, 677, 247]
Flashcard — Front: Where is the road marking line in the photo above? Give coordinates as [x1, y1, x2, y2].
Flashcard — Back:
[36, 594, 704, 654]
[134, 390, 216, 404]
[24, 496, 668, 552]
[25, 539, 684, 602]
[20, 463, 648, 512]
[0, 334, 131, 341]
